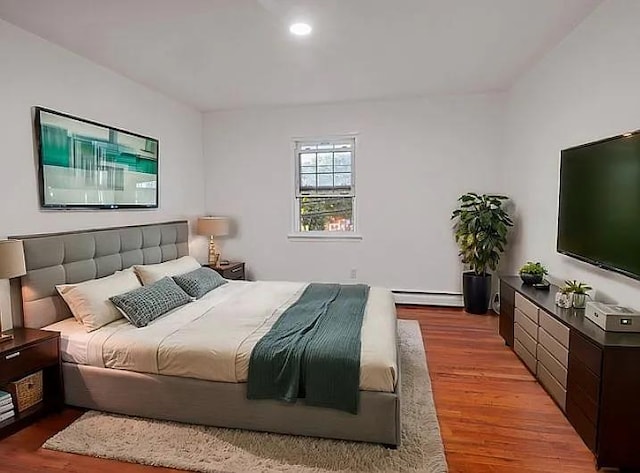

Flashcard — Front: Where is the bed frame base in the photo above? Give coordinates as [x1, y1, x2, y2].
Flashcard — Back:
[63, 363, 401, 446]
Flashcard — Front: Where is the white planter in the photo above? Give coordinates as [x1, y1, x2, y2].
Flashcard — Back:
[555, 292, 573, 309]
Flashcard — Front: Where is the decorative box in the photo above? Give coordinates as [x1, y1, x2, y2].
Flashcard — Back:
[7, 371, 43, 413]
[555, 292, 573, 309]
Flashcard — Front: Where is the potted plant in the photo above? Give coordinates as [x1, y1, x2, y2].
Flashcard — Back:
[564, 280, 592, 309]
[451, 193, 513, 314]
[555, 285, 574, 309]
[519, 261, 548, 285]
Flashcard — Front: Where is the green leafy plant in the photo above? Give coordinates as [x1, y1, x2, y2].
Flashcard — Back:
[451, 193, 513, 276]
[563, 280, 592, 294]
[559, 285, 574, 295]
[519, 261, 548, 276]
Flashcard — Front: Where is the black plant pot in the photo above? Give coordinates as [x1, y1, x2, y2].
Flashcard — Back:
[520, 273, 543, 285]
[462, 271, 492, 315]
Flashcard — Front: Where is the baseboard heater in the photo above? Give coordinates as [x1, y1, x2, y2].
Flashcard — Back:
[392, 290, 463, 307]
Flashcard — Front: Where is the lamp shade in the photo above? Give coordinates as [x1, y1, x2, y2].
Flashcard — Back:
[0, 239, 26, 279]
[197, 217, 230, 237]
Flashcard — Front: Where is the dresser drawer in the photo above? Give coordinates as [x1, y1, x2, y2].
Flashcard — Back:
[539, 328, 568, 368]
[515, 293, 539, 323]
[0, 338, 58, 385]
[515, 308, 538, 340]
[537, 344, 568, 388]
[567, 396, 597, 452]
[514, 323, 537, 358]
[568, 354, 600, 406]
[567, 381, 599, 425]
[514, 339, 537, 375]
[569, 331, 602, 377]
[539, 310, 569, 348]
[538, 362, 567, 411]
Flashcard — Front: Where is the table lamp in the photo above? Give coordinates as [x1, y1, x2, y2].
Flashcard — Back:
[197, 217, 230, 267]
[0, 240, 26, 343]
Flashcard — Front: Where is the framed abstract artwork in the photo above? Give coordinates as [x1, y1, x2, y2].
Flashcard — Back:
[34, 107, 159, 209]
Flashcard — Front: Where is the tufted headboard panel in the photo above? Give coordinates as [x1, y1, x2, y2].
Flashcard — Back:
[9, 220, 189, 329]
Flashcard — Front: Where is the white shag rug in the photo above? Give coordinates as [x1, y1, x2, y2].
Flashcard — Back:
[44, 319, 447, 473]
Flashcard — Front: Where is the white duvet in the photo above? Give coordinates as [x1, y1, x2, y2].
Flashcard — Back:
[46, 281, 399, 393]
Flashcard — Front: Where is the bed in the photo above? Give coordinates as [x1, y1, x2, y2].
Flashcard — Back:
[8, 221, 401, 446]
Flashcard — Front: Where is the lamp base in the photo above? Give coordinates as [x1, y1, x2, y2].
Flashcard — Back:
[0, 332, 14, 344]
[208, 236, 221, 267]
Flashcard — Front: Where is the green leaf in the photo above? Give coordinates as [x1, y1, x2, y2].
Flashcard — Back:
[451, 192, 512, 274]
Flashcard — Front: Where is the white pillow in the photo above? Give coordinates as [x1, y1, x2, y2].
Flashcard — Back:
[56, 269, 141, 332]
[134, 256, 201, 285]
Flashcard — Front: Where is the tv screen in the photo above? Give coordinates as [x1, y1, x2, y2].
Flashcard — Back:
[34, 107, 159, 209]
[558, 131, 640, 279]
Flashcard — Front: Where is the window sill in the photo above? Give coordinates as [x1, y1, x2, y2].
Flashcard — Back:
[287, 232, 363, 242]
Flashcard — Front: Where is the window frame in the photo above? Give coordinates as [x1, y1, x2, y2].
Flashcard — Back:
[289, 136, 361, 241]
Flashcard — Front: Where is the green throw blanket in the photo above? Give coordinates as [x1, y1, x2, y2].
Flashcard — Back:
[247, 283, 370, 414]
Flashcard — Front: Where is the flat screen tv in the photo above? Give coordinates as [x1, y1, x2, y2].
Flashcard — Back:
[558, 130, 640, 280]
[34, 107, 159, 209]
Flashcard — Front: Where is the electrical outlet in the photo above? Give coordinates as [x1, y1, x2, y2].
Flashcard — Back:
[350, 268, 357, 279]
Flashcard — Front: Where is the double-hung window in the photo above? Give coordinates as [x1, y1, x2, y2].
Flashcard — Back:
[294, 137, 356, 235]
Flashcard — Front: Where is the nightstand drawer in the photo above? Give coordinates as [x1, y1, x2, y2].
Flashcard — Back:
[221, 264, 245, 280]
[0, 338, 58, 385]
[207, 262, 246, 281]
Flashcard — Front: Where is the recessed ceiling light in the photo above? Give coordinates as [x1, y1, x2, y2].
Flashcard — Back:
[289, 22, 312, 36]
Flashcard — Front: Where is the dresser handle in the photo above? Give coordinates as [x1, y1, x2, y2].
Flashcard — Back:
[231, 267, 242, 273]
[5, 352, 20, 360]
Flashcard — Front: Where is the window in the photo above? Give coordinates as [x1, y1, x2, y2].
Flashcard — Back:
[294, 137, 356, 234]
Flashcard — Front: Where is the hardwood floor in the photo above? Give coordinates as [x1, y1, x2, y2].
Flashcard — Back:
[400, 306, 595, 473]
[0, 306, 596, 472]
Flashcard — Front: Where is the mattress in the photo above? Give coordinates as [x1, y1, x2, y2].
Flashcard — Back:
[45, 280, 398, 393]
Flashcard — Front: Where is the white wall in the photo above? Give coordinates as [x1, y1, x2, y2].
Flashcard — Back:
[203, 95, 505, 295]
[0, 19, 206, 328]
[503, 0, 640, 307]
[9, 0, 636, 323]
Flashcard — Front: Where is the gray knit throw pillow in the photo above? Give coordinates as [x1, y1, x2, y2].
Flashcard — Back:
[173, 267, 228, 299]
[110, 277, 192, 328]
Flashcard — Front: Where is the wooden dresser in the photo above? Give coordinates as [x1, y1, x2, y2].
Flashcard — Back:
[500, 276, 640, 470]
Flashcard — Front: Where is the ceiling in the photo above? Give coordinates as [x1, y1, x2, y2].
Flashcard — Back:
[0, 0, 602, 111]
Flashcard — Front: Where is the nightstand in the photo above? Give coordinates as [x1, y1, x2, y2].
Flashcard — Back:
[0, 328, 63, 440]
[206, 262, 246, 280]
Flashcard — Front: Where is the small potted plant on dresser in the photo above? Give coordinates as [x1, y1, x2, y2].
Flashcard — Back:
[451, 193, 513, 314]
[519, 261, 548, 285]
[555, 284, 574, 309]
[565, 280, 592, 309]
[555, 280, 592, 309]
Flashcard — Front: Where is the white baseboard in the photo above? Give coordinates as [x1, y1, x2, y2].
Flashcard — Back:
[392, 291, 464, 307]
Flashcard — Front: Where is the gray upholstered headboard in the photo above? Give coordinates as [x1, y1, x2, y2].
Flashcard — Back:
[9, 220, 189, 329]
